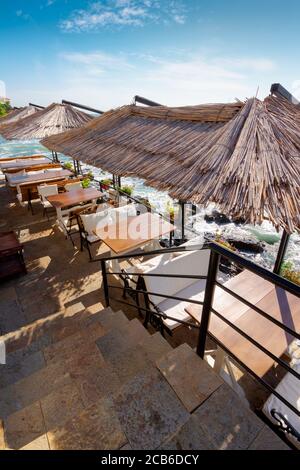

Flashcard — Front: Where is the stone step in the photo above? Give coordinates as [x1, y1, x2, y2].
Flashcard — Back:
[113, 366, 190, 450]
[0, 361, 72, 419]
[47, 397, 127, 450]
[2, 305, 113, 355]
[96, 317, 150, 362]
[0, 299, 27, 336]
[0, 350, 46, 390]
[156, 343, 223, 413]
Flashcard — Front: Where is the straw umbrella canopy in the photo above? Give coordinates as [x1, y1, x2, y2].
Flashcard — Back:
[0, 105, 40, 127]
[0, 103, 93, 140]
[41, 96, 300, 235]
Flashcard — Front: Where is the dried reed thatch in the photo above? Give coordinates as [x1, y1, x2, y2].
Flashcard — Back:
[0, 103, 93, 140]
[42, 97, 300, 233]
[0, 105, 40, 127]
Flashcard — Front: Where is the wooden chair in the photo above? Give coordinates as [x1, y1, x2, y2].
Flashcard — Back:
[37, 184, 59, 220]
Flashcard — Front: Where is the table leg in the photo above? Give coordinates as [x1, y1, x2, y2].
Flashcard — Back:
[213, 346, 226, 374]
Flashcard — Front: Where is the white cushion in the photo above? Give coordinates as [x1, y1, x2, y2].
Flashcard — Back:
[80, 210, 112, 236]
[125, 253, 172, 287]
[263, 363, 300, 449]
[157, 280, 206, 330]
[145, 249, 210, 305]
[110, 204, 137, 223]
[26, 170, 45, 175]
[45, 167, 62, 172]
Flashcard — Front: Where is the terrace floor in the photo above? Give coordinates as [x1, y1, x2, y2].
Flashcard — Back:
[0, 176, 290, 450]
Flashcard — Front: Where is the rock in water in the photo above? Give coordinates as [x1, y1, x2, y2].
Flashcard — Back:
[204, 210, 231, 224]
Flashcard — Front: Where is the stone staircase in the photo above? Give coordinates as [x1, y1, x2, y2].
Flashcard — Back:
[0, 306, 289, 450]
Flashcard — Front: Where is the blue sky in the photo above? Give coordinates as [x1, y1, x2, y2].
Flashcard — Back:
[1, 0, 300, 109]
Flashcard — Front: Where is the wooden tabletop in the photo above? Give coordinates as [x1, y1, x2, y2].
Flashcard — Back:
[0, 155, 45, 163]
[94, 212, 174, 254]
[185, 270, 300, 378]
[0, 158, 50, 170]
[47, 187, 102, 209]
[12, 170, 72, 186]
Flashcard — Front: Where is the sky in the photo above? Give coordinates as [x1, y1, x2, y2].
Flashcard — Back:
[1, 0, 300, 109]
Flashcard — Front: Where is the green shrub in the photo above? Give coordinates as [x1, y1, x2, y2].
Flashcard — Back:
[119, 185, 133, 197]
[81, 178, 91, 189]
[0, 101, 11, 117]
[280, 260, 300, 286]
[63, 162, 73, 171]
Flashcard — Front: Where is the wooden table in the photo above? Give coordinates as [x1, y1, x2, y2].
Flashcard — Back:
[185, 270, 300, 379]
[94, 212, 174, 255]
[47, 188, 102, 209]
[0, 155, 45, 163]
[12, 169, 72, 187]
[15, 170, 73, 213]
[0, 231, 26, 281]
[0, 158, 50, 170]
[94, 212, 174, 271]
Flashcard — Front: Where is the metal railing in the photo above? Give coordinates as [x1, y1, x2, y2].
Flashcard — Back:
[100, 241, 300, 434]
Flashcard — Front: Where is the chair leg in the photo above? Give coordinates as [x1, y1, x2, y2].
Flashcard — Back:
[87, 243, 93, 261]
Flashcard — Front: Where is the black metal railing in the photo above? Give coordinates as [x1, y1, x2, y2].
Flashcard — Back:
[100, 241, 300, 428]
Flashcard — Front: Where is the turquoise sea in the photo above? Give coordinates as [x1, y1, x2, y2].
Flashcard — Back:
[0, 135, 299, 271]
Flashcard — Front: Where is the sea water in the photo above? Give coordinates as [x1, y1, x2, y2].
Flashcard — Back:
[0, 135, 299, 271]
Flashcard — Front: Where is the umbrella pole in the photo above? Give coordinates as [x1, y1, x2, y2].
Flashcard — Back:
[72, 159, 77, 176]
[273, 230, 290, 275]
[179, 200, 186, 242]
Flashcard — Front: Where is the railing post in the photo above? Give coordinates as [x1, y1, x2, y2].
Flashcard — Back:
[101, 259, 110, 307]
[197, 250, 220, 358]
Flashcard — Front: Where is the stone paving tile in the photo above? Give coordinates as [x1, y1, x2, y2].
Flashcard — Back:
[119, 443, 132, 450]
[48, 398, 126, 450]
[193, 384, 264, 450]
[73, 363, 122, 407]
[43, 331, 86, 363]
[96, 319, 148, 362]
[45, 338, 104, 368]
[97, 309, 129, 330]
[4, 401, 46, 449]
[51, 322, 82, 343]
[138, 332, 172, 363]
[20, 434, 50, 450]
[80, 322, 107, 342]
[5, 332, 52, 359]
[0, 299, 27, 336]
[159, 416, 216, 450]
[0, 362, 72, 416]
[0, 286, 17, 303]
[109, 345, 153, 385]
[0, 350, 45, 389]
[156, 343, 223, 412]
[114, 368, 189, 450]
[248, 425, 290, 450]
[40, 383, 85, 431]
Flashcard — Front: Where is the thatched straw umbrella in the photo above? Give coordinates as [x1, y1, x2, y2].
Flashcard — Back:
[0, 105, 40, 127]
[0, 102, 93, 141]
[41, 97, 300, 271]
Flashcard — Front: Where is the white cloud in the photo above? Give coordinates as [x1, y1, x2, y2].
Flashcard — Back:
[60, 0, 186, 32]
[16, 9, 30, 20]
[215, 57, 276, 72]
[52, 50, 275, 109]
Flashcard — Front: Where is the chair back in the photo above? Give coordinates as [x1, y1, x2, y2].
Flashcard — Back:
[65, 182, 82, 192]
[145, 249, 210, 306]
[38, 184, 58, 202]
